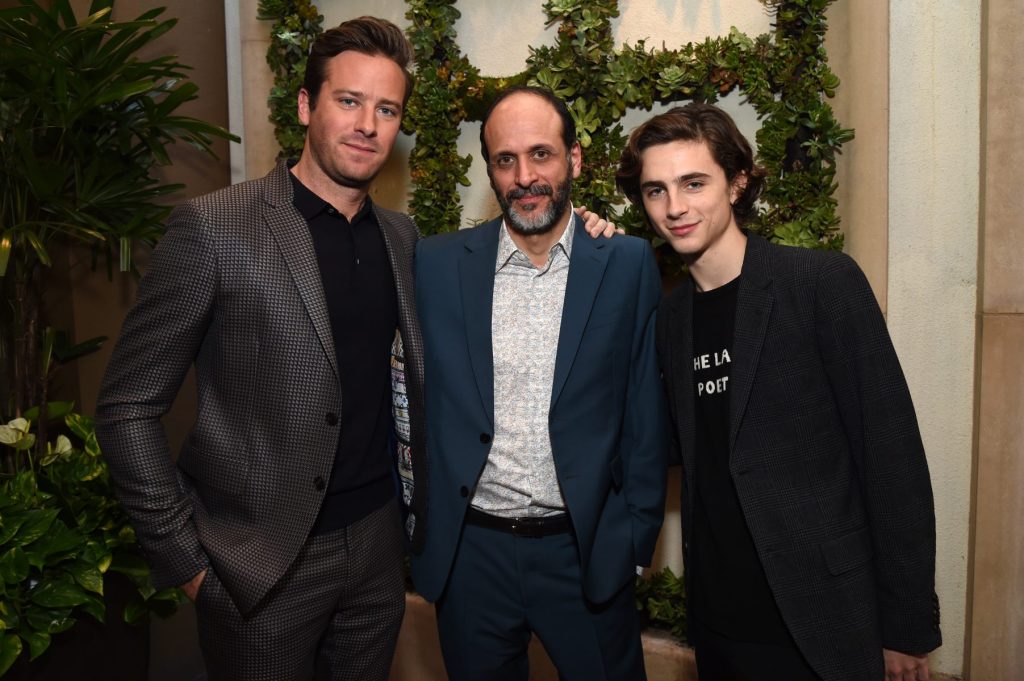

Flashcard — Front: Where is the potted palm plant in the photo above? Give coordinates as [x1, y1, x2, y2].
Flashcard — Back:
[0, 0, 236, 675]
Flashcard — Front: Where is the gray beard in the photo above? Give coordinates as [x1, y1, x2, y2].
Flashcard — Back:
[495, 176, 572, 236]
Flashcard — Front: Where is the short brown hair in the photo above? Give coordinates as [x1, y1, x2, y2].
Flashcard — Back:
[302, 16, 414, 109]
[616, 103, 766, 225]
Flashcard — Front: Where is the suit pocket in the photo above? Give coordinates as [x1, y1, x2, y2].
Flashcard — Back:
[178, 447, 250, 501]
[820, 527, 873, 576]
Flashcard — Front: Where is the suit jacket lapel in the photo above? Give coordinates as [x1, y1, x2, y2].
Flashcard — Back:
[667, 279, 698, 499]
[551, 218, 609, 408]
[458, 220, 501, 426]
[729, 234, 774, 455]
[263, 162, 339, 381]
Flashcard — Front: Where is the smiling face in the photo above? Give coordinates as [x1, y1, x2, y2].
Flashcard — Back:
[483, 92, 582, 237]
[296, 50, 406, 191]
[639, 139, 746, 270]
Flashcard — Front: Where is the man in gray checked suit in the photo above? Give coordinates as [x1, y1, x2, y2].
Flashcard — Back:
[96, 17, 427, 681]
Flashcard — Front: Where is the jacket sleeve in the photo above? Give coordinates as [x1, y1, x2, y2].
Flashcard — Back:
[621, 241, 670, 566]
[95, 201, 215, 590]
[814, 254, 941, 654]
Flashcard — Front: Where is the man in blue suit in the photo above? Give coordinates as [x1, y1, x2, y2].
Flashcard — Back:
[411, 86, 668, 680]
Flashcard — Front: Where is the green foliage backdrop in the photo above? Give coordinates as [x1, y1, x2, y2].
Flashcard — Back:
[258, 0, 853, 261]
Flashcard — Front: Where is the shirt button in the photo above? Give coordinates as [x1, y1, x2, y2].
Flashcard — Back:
[459, 486, 469, 498]
[314, 476, 326, 492]
[479, 433, 492, 444]
[325, 412, 338, 426]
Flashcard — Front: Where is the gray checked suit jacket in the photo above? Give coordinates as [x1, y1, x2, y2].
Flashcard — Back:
[96, 161, 426, 615]
[657, 233, 940, 680]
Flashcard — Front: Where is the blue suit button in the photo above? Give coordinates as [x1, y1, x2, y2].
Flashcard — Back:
[459, 486, 469, 498]
[479, 433, 492, 444]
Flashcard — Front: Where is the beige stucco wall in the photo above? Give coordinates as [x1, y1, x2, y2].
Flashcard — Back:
[968, 0, 1024, 678]
[888, 1, 979, 673]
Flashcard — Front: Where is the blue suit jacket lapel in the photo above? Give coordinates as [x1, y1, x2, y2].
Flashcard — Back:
[458, 220, 501, 427]
[551, 218, 609, 409]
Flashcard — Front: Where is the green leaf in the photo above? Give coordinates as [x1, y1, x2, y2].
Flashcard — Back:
[78, 593, 105, 623]
[25, 520, 85, 567]
[30, 579, 90, 608]
[0, 634, 23, 677]
[0, 514, 28, 546]
[122, 600, 148, 626]
[13, 509, 59, 546]
[0, 547, 30, 584]
[22, 402, 76, 423]
[66, 562, 104, 595]
[24, 606, 75, 634]
[25, 630, 50, 661]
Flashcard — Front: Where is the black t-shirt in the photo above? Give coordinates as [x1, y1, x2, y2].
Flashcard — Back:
[690, 276, 790, 644]
[290, 172, 398, 533]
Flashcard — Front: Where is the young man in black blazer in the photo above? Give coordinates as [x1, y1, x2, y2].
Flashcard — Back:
[616, 104, 941, 681]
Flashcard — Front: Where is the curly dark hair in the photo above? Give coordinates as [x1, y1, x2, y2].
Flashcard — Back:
[616, 103, 766, 225]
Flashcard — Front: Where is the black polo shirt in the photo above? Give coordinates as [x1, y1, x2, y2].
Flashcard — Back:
[290, 171, 398, 534]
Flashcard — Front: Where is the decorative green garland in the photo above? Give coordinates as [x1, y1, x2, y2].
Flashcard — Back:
[257, 0, 852, 260]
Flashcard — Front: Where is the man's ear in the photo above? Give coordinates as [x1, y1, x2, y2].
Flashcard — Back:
[569, 141, 583, 179]
[730, 172, 748, 205]
[297, 88, 312, 127]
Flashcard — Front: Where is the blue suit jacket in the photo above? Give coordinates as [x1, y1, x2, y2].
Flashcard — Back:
[411, 216, 668, 604]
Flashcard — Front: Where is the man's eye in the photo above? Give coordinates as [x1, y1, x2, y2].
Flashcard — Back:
[644, 187, 664, 198]
[685, 181, 704, 190]
[532, 150, 551, 161]
[379, 106, 398, 117]
[339, 98, 357, 107]
[494, 157, 515, 168]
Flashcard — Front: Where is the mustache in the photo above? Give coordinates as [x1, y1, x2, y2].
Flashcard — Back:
[506, 184, 552, 201]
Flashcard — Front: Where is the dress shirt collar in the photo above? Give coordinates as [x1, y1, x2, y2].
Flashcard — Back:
[289, 166, 374, 224]
[495, 205, 575, 274]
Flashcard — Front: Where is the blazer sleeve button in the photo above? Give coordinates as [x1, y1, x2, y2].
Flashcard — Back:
[325, 412, 339, 426]
[479, 433, 492, 444]
[314, 476, 326, 491]
[459, 486, 469, 498]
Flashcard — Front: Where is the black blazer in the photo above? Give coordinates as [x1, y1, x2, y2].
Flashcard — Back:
[96, 162, 427, 614]
[657, 233, 940, 680]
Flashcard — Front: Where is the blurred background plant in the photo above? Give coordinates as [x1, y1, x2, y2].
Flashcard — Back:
[0, 0, 236, 674]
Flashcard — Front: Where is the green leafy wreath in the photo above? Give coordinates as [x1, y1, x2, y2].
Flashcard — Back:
[258, 0, 852, 265]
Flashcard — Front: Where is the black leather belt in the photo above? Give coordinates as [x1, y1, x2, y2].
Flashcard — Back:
[465, 507, 572, 538]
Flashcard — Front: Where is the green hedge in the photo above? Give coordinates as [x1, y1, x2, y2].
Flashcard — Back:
[258, 0, 852, 266]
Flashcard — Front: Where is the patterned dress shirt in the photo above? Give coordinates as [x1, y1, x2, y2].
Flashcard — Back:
[470, 213, 575, 518]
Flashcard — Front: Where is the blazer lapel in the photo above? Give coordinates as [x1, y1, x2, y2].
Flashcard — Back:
[667, 279, 698, 498]
[458, 220, 501, 426]
[263, 163, 338, 381]
[551, 218, 609, 408]
[728, 234, 774, 454]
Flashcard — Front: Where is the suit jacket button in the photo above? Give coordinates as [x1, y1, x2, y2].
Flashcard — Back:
[459, 486, 469, 498]
[314, 476, 326, 491]
[479, 433, 491, 444]
[325, 412, 338, 426]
